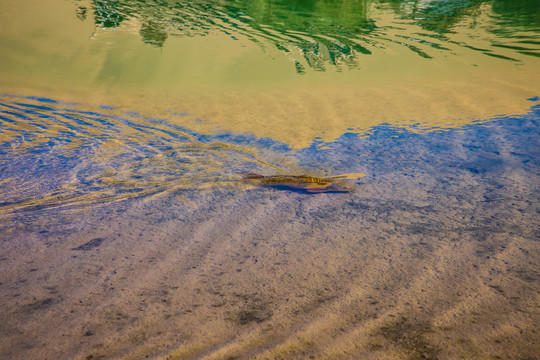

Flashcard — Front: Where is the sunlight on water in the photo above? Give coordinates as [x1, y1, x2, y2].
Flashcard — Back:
[0, 0, 538, 148]
[0, 94, 302, 215]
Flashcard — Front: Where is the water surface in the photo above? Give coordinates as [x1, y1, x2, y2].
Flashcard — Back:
[0, 1, 539, 359]
[1, 0, 539, 146]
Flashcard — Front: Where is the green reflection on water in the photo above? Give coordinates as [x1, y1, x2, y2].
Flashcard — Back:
[384, 0, 538, 32]
[1, 0, 539, 148]
[76, 0, 539, 70]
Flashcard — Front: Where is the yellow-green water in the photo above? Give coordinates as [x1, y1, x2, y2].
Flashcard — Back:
[1, 0, 539, 147]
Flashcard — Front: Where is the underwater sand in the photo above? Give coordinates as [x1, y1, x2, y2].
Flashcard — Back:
[1, 108, 538, 360]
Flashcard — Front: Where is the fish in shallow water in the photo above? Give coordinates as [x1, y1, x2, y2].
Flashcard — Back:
[239, 172, 364, 193]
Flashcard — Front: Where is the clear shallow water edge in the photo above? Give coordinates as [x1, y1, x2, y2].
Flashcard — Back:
[0, 96, 538, 359]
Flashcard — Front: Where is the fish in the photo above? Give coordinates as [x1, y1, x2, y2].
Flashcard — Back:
[239, 172, 364, 193]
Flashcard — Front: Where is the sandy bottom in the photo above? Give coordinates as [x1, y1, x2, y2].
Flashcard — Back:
[1, 113, 539, 360]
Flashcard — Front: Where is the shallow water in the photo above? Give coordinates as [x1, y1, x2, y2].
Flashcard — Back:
[0, 1, 539, 359]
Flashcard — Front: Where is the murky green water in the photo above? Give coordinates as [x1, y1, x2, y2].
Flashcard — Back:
[0, 1, 539, 359]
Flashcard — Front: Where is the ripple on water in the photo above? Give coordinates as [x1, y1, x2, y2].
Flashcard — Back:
[81, 0, 540, 72]
[0, 94, 300, 215]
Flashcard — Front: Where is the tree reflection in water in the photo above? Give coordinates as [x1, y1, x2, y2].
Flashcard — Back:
[72, 0, 540, 71]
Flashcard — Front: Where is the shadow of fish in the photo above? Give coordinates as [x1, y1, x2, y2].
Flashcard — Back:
[239, 172, 363, 193]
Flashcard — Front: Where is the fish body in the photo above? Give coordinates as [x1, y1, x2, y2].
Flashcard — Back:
[239, 172, 358, 193]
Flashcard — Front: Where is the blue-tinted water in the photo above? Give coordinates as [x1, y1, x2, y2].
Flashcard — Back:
[1, 93, 539, 359]
[4, 93, 537, 215]
[0, 94, 296, 215]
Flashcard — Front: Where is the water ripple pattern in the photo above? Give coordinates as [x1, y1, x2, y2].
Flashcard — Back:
[0, 94, 292, 215]
[78, 0, 540, 72]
